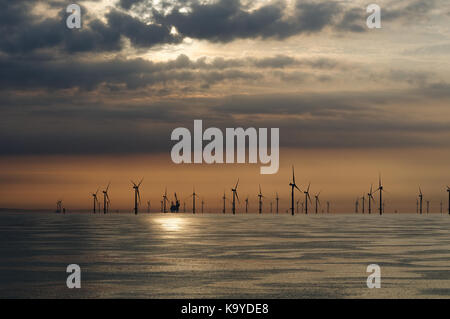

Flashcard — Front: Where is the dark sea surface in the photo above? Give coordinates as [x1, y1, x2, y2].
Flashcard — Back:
[0, 212, 449, 298]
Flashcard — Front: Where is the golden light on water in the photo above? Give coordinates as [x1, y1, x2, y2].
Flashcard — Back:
[156, 217, 186, 232]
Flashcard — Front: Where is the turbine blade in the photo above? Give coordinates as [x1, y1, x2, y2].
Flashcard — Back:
[295, 185, 301, 192]
[235, 178, 239, 189]
[138, 178, 144, 187]
[236, 192, 240, 203]
[292, 166, 295, 184]
[307, 182, 311, 192]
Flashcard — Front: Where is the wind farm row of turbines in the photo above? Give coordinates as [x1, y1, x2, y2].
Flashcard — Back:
[56, 168, 450, 215]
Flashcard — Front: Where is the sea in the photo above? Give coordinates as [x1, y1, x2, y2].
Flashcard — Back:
[0, 212, 449, 298]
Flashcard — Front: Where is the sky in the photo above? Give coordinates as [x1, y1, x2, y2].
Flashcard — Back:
[0, 0, 449, 213]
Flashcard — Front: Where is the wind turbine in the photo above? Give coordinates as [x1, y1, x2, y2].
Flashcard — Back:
[368, 185, 375, 214]
[304, 183, 312, 215]
[440, 200, 443, 214]
[258, 185, 264, 214]
[201, 199, 204, 214]
[189, 187, 200, 214]
[447, 186, 450, 215]
[355, 197, 359, 213]
[275, 192, 279, 214]
[245, 196, 249, 213]
[289, 166, 301, 216]
[147, 200, 151, 213]
[56, 200, 62, 214]
[222, 191, 226, 214]
[231, 179, 240, 215]
[426, 200, 430, 214]
[418, 187, 423, 215]
[131, 178, 143, 215]
[314, 191, 321, 214]
[162, 188, 169, 213]
[327, 201, 330, 214]
[103, 183, 110, 214]
[296, 200, 299, 214]
[361, 194, 365, 214]
[373, 174, 386, 215]
[91, 188, 99, 214]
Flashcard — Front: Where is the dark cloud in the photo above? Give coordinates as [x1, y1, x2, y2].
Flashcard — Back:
[156, 0, 341, 42]
[0, 54, 342, 91]
[1, 85, 450, 155]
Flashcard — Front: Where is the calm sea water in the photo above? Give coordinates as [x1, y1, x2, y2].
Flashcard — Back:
[0, 212, 449, 298]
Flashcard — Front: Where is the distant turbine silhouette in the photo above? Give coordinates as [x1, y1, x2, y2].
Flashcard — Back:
[296, 200, 299, 214]
[162, 188, 169, 213]
[56, 200, 62, 214]
[368, 185, 375, 214]
[189, 187, 200, 214]
[304, 183, 312, 215]
[314, 191, 321, 214]
[131, 178, 143, 215]
[355, 197, 359, 213]
[231, 179, 239, 215]
[103, 183, 110, 214]
[275, 192, 279, 214]
[258, 185, 264, 214]
[361, 194, 365, 214]
[201, 199, 204, 214]
[418, 187, 423, 215]
[245, 196, 249, 213]
[222, 191, 226, 214]
[426, 200, 430, 214]
[373, 174, 386, 215]
[147, 200, 151, 213]
[327, 201, 330, 214]
[447, 186, 450, 215]
[289, 166, 301, 216]
[91, 188, 99, 214]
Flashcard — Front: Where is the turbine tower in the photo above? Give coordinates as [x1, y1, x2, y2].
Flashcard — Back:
[258, 185, 264, 214]
[190, 187, 200, 214]
[304, 183, 312, 215]
[147, 200, 151, 213]
[201, 199, 204, 214]
[275, 192, 279, 214]
[131, 178, 143, 215]
[231, 179, 239, 215]
[426, 200, 430, 214]
[296, 200, 299, 214]
[222, 191, 226, 214]
[447, 186, 450, 215]
[327, 201, 330, 214]
[92, 188, 99, 214]
[162, 188, 169, 213]
[245, 196, 249, 213]
[103, 183, 110, 214]
[361, 194, 365, 214]
[368, 185, 375, 214]
[418, 187, 423, 215]
[314, 191, 321, 214]
[289, 166, 301, 216]
[355, 197, 359, 213]
[373, 175, 385, 215]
